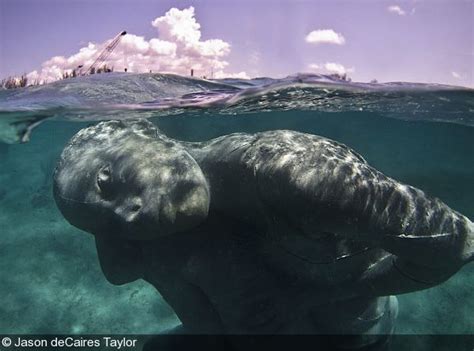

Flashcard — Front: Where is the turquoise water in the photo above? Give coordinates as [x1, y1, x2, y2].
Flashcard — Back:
[0, 73, 473, 337]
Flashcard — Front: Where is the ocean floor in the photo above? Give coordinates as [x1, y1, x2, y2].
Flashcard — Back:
[0, 113, 473, 335]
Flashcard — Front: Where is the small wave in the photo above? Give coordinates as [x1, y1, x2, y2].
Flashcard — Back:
[0, 72, 472, 143]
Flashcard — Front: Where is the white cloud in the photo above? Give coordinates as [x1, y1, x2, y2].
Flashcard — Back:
[324, 62, 354, 75]
[149, 38, 177, 56]
[27, 7, 245, 83]
[152, 7, 201, 43]
[308, 62, 354, 76]
[214, 71, 250, 79]
[388, 5, 406, 16]
[305, 29, 345, 45]
[451, 71, 461, 79]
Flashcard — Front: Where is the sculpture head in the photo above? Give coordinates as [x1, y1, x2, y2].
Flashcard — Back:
[53, 119, 210, 240]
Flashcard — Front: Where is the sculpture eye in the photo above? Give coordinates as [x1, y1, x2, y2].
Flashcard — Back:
[97, 165, 114, 198]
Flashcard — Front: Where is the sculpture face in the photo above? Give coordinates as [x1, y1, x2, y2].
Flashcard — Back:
[53, 120, 210, 240]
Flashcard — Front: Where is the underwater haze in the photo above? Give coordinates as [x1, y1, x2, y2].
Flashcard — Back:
[0, 73, 474, 339]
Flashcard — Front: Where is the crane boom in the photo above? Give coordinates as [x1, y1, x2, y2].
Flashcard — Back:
[86, 31, 126, 74]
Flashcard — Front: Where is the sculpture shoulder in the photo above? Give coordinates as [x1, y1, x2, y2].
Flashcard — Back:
[248, 130, 368, 168]
[194, 129, 368, 168]
[214, 130, 376, 193]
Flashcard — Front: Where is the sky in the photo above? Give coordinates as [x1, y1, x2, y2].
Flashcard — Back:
[0, 0, 472, 86]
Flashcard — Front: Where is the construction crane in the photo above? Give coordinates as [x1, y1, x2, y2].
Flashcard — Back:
[86, 30, 127, 75]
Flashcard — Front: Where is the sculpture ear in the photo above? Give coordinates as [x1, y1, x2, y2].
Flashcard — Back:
[95, 234, 144, 285]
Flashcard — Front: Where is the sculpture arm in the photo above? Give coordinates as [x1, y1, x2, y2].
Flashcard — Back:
[190, 130, 473, 294]
[353, 253, 462, 297]
[247, 131, 474, 277]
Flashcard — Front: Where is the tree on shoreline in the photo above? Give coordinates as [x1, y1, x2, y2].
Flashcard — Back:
[0, 75, 29, 89]
[2, 64, 115, 89]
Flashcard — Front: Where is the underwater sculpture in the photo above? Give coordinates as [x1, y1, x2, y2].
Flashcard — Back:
[53, 120, 473, 345]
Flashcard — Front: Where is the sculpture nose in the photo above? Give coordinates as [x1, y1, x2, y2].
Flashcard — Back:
[114, 197, 142, 223]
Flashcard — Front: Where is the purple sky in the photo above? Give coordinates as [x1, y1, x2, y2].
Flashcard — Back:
[0, 0, 472, 86]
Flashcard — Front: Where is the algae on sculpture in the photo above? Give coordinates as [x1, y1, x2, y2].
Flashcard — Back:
[53, 119, 474, 345]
